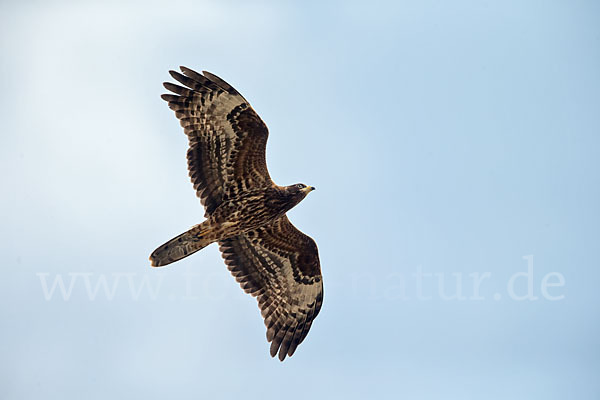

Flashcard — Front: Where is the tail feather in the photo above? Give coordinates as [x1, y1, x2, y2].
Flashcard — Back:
[150, 224, 214, 267]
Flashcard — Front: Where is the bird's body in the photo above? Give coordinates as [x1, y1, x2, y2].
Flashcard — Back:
[150, 67, 323, 361]
[151, 184, 314, 266]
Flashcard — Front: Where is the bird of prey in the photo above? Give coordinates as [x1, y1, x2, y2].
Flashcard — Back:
[149, 67, 323, 361]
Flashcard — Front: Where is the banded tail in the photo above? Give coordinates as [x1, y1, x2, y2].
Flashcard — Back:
[150, 223, 214, 267]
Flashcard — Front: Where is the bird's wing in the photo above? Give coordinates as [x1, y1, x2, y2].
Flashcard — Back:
[218, 215, 323, 361]
[162, 67, 272, 216]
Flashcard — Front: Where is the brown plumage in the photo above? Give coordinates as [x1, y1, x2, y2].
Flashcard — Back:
[149, 67, 323, 361]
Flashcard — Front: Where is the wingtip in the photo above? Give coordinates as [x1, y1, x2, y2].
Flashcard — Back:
[287, 344, 298, 358]
[180, 66, 196, 75]
[168, 70, 184, 80]
[269, 340, 278, 358]
[269, 337, 290, 361]
[202, 70, 218, 81]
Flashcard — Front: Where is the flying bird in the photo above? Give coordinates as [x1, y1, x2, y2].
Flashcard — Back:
[150, 67, 323, 361]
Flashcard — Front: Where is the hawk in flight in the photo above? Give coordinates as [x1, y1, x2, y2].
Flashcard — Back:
[150, 67, 323, 361]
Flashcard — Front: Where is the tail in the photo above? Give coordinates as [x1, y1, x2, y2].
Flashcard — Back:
[150, 223, 214, 267]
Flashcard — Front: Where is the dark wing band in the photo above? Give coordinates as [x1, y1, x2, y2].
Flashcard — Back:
[162, 67, 272, 216]
[219, 216, 323, 361]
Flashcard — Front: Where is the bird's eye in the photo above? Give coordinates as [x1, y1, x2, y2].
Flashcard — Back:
[296, 184, 306, 189]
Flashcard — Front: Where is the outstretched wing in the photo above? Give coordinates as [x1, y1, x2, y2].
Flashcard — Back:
[219, 216, 323, 361]
[162, 67, 272, 216]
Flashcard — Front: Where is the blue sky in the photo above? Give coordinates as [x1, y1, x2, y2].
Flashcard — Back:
[1, 1, 599, 399]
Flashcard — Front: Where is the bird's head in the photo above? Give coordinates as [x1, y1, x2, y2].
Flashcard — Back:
[272, 183, 315, 214]
[285, 183, 316, 201]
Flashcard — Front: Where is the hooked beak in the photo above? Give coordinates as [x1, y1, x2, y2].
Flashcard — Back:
[302, 186, 316, 194]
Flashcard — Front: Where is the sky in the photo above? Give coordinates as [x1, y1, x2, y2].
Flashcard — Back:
[1, 1, 599, 399]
